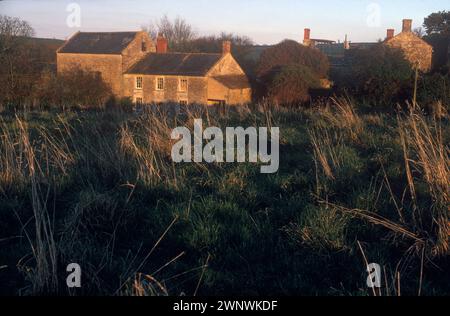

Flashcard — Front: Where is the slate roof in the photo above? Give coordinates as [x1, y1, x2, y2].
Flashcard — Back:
[213, 75, 251, 89]
[127, 53, 223, 76]
[58, 32, 138, 54]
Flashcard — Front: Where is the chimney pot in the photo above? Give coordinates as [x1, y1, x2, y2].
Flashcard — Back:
[386, 29, 395, 40]
[222, 40, 231, 55]
[156, 35, 168, 53]
[344, 34, 350, 50]
[402, 19, 412, 33]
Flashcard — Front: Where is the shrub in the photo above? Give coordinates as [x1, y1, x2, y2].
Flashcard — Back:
[267, 64, 321, 105]
[417, 72, 450, 110]
[256, 40, 329, 105]
[344, 45, 414, 104]
[256, 40, 329, 78]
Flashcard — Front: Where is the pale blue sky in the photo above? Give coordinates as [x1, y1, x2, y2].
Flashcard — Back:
[0, 0, 448, 44]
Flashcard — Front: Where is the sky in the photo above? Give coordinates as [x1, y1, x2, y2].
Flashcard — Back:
[0, 0, 448, 44]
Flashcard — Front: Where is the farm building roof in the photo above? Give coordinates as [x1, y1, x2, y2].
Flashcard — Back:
[58, 32, 139, 54]
[126, 52, 223, 76]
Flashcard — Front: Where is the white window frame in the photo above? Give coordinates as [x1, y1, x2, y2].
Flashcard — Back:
[136, 76, 143, 89]
[156, 77, 165, 91]
[179, 78, 188, 92]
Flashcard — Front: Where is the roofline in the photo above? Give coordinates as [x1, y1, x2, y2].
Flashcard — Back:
[125, 51, 224, 76]
[72, 31, 141, 34]
[385, 31, 433, 49]
[310, 39, 336, 43]
[56, 31, 80, 54]
[119, 30, 149, 54]
[152, 52, 222, 56]
[124, 73, 207, 78]
[56, 30, 145, 55]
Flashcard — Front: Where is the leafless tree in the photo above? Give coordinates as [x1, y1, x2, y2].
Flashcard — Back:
[0, 15, 35, 53]
[0, 15, 35, 107]
[414, 27, 425, 38]
[142, 15, 197, 51]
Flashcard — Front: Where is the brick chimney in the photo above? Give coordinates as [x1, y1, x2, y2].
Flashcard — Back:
[303, 28, 312, 46]
[402, 19, 412, 33]
[386, 29, 395, 40]
[304, 28, 311, 41]
[156, 35, 168, 53]
[222, 40, 231, 55]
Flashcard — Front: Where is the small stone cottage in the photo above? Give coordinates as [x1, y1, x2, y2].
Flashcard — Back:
[57, 32, 251, 106]
[385, 19, 433, 72]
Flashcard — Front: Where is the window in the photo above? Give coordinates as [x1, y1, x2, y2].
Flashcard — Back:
[136, 76, 143, 89]
[141, 41, 147, 52]
[179, 78, 188, 92]
[179, 100, 188, 106]
[156, 77, 164, 91]
[135, 97, 143, 105]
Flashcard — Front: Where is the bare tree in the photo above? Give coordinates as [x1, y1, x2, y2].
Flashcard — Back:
[0, 15, 35, 107]
[0, 15, 35, 53]
[142, 15, 196, 52]
[414, 27, 425, 38]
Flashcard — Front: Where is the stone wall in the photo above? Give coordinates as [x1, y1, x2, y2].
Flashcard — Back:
[122, 73, 250, 106]
[57, 32, 156, 97]
[57, 53, 123, 96]
[122, 32, 155, 72]
[207, 78, 251, 105]
[123, 74, 208, 104]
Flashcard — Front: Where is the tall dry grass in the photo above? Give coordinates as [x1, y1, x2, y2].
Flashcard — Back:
[399, 106, 449, 256]
[321, 96, 363, 141]
[0, 118, 59, 294]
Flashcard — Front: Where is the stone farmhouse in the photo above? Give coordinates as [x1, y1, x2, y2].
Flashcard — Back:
[57, 31, 251, 106]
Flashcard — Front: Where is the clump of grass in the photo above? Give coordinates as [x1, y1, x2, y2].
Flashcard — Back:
[309, 128, 344, 181]
[320, 96, 363, 140]
[399, 106, 449, 256]
[0, 118, 26, 191]
[125, 273, 168, 296]
[286, 205, 350, 253]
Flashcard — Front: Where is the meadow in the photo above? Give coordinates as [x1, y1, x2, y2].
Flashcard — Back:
[0, 98, 448, 296]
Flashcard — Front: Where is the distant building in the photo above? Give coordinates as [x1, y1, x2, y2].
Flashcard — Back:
[57, 32, 251, 106]
[385, 19, 433, 72]
[310, 19, 433, 72]
[302, 28, 336, 47]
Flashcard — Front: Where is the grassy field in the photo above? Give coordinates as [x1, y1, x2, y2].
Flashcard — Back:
[0, 99, 448, 296]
